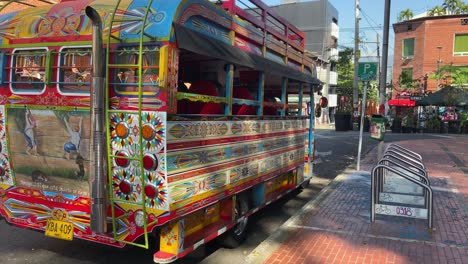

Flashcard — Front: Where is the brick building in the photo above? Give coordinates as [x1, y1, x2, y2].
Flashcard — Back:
[392, 15, 468, 98]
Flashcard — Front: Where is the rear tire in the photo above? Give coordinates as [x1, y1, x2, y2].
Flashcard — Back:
[217, 193, 249, 248]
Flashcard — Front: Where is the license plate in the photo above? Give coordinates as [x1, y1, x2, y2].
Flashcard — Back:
[45, 219, 74, 241]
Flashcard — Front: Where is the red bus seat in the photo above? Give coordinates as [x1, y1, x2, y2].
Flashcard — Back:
[233, 87, 256, 115]
[183, 80, 223, 115]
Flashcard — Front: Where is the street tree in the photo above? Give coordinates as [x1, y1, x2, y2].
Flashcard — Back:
[336, 47, 379, 103]
[398, 9, 414, 22]
[428, 6, 446, 16]
[337, 47, 354, 97]
[442, 0, 464, 14]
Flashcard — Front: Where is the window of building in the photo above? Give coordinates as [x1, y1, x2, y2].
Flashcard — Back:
[58, 47, 92, 94]
[10, 48, 48, 93]
[454, 34, 468, 56]
[400, 68, 413, 88]
[402, 38, 414, 58]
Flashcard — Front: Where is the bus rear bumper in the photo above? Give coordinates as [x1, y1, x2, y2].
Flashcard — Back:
[154, 251, 178, 264]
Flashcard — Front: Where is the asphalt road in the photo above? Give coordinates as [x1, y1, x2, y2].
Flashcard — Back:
[0, 130, 454, 264]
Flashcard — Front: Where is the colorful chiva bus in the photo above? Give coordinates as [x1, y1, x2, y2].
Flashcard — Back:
[0, 0, 320, 262]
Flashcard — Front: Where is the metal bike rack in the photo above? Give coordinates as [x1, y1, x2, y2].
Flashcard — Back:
[371, 146, 433, 229]
[379, 155, 428, 181]
[378, 158, 428, 185]
[382, 150, 425, 170]
[378, 158, 430, 198]
[386, 144, 422, 160]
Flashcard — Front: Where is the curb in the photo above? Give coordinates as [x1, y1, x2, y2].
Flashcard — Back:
[244, 170, 350, 264]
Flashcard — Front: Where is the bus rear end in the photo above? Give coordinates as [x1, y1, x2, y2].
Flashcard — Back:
[0, 1, 126, 247]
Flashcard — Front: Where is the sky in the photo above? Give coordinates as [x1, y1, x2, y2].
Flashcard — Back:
[264, 0, 452, 59]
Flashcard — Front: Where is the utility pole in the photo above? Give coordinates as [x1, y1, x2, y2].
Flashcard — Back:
[380, 0, 390, 111]
[377, 33, 380, 77]
[353, 0, 360, 108]
[377, 0, 391, 161]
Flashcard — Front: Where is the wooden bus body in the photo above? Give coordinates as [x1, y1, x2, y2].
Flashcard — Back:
[0, 0, 320, 262]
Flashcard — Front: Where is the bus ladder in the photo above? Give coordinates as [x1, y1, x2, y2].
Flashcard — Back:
[371, 144, 433, 229]
[105, 0, 156, 249]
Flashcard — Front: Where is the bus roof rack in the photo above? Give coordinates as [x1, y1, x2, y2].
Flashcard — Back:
[0, 0, 59, 14]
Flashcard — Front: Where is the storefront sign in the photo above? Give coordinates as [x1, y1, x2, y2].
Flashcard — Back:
[410, 96, 422, 100]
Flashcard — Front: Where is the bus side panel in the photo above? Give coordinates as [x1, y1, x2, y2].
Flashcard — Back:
[165, 118, 307, 219]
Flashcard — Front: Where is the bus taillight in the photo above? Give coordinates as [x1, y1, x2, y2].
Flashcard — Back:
[143, 154, 158, 171]
[114, 151, 130, 168]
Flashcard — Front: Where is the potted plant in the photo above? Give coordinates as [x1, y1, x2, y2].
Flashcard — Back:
[364, 116, 371, 132]
[459, 112, 468, 134]
[391, 116, 402, 133]
[426, 115, 441, 133]
[334, 96, 353, 131]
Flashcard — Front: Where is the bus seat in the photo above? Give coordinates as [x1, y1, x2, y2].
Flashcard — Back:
[263, 97, 277, 115]
[233, 87, 256, 115]
[185, 80, 222, 115]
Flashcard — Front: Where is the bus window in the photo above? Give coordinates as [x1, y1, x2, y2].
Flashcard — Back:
[58, 47, 92, 94]
[10, 48, 47, 93]
[113, 45, 160, 95]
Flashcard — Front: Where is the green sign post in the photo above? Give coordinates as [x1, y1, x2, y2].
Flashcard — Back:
[358, 62, 378, 81]
[356, 61, 378, 170]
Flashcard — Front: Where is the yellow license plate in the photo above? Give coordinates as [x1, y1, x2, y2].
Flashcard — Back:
[45, 220, 74, 241]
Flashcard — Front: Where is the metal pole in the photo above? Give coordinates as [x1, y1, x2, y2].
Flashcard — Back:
[380, 0, 390, 108]
[357, 81, 367, 171]
[436, 46, 442, 90]
[308, 87, 315, 178]
[371, 166, 377, 223]
[85, 6, 107, 234]
[353, 0, 360, 107]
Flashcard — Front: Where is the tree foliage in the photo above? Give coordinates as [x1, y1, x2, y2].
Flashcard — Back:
[336, 47, 379, 104]
[398, 9, 414, 22]
[442, 0, 465, 14]
[430, 64, 468, 88]
[337, 47, 354, 97]
[428, 6, 446, 16]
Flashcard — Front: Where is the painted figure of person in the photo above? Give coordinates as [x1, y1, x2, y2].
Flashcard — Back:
[24, 109, 38, 155]
[75, 154, 85, 181]
[63, 116, 83, 160]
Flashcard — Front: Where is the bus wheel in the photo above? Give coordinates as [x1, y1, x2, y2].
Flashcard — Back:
[217, 193, 249, 248]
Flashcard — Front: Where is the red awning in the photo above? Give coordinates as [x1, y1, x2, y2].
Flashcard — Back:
[388, 99, 416, 107]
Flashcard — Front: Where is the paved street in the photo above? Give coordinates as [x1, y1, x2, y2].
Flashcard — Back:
[0, 130, 464, 264]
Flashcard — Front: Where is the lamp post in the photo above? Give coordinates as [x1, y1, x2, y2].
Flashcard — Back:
[436, 46, 442, 90]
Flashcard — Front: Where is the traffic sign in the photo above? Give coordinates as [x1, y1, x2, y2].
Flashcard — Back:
[358, 62, 378, 81]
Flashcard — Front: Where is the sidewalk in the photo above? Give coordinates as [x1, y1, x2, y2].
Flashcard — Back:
[246, 136, 468, 264]
[314, 123, 335, 130]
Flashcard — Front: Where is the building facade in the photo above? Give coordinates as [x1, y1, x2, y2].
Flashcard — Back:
[272, 0, 339, 122]
[392, 15, 468, 98]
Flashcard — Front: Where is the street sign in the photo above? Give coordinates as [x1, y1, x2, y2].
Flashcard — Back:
[358, 62, 378, 81]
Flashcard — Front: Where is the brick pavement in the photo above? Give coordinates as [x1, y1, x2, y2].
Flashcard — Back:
[246, 136, 468, 264]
